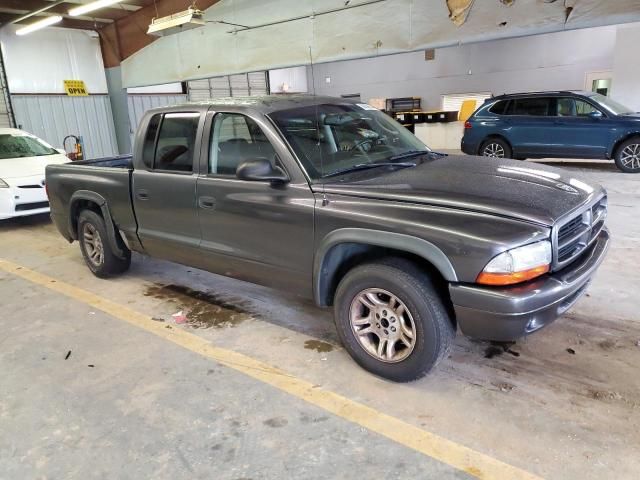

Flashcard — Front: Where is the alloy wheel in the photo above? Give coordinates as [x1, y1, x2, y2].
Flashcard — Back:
[483, 142, 505, 158]
[620, 143, 640, 171]
[83, 223, 104, 267]
[349, 288, 417, 363]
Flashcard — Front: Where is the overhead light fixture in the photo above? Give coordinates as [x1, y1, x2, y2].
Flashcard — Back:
[147, 7, 205, 36]
[16, 15, 63, 35]
[69, 0, 123, 17]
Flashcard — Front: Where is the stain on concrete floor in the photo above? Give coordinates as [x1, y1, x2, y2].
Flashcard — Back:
[144, 283, 256, 329]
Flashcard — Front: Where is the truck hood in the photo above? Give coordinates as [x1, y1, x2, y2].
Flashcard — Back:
[0, 154, 69, 179]
[317, 155, 604, 226]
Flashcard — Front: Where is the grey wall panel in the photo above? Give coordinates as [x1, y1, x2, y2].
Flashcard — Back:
[127, 94, 188, 133]
[12, 95, 119, 159]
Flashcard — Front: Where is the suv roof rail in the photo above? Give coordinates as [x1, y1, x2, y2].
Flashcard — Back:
[492, 90, 582, 99]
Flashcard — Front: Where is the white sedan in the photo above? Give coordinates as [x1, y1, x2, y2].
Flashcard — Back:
[0, 128, 70, 220]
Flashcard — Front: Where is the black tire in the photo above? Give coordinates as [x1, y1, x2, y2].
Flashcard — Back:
[77, 210, 131, 278]
[614, 137, 640, 173]
[480, 138, 512, 159]
[333, 258, 455, 382]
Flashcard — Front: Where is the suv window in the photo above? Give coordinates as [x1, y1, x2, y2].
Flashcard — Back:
[209, 113, 277, 176]
[154, 112, 200, 172]
[509, 98, 550, 116]
[556, 98, 602, 117]
[488, 100, 509, 115]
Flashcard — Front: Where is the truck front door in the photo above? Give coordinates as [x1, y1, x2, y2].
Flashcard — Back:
[195, 110, 315, 297]
[132, 111, 203, 264]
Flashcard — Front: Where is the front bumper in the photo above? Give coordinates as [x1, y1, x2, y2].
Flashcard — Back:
[0, 177, 49, 220]
[449, 228, 610, 342]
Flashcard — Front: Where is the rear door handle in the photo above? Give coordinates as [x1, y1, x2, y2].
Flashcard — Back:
[198, 196, 216, 209]
[136, 189, 149, 200]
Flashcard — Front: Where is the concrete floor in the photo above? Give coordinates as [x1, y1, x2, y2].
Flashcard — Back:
[1, 160, 638, 479]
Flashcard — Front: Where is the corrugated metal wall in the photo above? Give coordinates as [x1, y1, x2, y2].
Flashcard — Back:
[127, 94, 187, 134]
[0, 50, 14, 128]
[127, 94, 187, 146]
[12, 95, 118, 159]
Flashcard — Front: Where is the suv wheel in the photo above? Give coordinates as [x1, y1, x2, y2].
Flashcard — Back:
[614, 137, 640, 173]
[334, 258, 455, 382]
[78, 210, 131, 278]
[480, 138, 512, 159]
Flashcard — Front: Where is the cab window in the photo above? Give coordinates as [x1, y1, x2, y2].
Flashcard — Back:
[153, 112, 200, 172]
[209, 113, 277, 176]
[555, 98, 602, 117]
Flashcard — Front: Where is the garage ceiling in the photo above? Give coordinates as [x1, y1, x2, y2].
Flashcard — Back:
[121, 0, 640, 88]
[0, 0, 153, 31]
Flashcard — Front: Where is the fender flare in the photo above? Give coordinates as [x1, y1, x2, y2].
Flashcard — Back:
[313, 228, 458, 306]
[69, 190, 127, 260]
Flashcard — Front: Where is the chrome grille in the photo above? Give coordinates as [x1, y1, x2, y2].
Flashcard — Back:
[553, 195, 607, 270]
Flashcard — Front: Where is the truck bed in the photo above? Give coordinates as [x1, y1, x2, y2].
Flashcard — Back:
[71, 154, 133, 169]
[45, 154, 137, 244]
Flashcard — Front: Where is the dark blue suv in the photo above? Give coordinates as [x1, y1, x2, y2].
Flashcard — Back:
[462, 91, 640, 173]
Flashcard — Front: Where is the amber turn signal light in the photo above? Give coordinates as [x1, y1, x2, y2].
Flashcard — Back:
[476, 264, 550, 286]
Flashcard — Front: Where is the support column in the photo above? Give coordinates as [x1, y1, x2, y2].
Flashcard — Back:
[105, 66, 132, 155]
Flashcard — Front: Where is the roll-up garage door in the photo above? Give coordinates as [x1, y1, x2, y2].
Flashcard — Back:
[187, 72, 269, 101]
[187, 79, 213, 102]
[248, 71, 268, 96]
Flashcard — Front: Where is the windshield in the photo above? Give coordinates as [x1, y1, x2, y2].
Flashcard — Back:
[590, 93, 635, 115]
[0, 134, 57, 160]
[268, 103, 429, 179]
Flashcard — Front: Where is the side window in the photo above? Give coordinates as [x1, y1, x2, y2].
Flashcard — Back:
[575, 99, 601, 117]
[142, 113, 161, 169]
[556, 98, 576, 117]
[488, 100, 509, 115]
[512, 98, 550, 116]
[209, 113, 277, 176]
[154, 112, 200, 172]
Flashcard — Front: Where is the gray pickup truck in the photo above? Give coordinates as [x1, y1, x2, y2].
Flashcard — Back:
[46, 95, 610, 382]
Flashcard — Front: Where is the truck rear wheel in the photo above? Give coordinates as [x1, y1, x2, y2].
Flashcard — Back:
[333, 258, 455, 382]
[78, 210, 130, 278]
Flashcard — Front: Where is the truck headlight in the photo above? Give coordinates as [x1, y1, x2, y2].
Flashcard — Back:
[477, 240, 552, 286]
[0, 178, 8, 188]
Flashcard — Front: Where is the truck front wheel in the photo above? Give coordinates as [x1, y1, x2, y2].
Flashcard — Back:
[77, 210, 131, 278]
[334, 258, 455, 382]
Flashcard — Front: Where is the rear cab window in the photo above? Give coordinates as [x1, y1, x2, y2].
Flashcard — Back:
[141, 112, 200, 172]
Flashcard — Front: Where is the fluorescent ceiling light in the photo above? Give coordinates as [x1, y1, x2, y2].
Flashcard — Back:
[16, 15, 63, 35]
[69, 0, 123, 17]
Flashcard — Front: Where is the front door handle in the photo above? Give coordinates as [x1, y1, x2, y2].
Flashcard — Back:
[136, 189, 149, 200]
[198, 196, 216, 209]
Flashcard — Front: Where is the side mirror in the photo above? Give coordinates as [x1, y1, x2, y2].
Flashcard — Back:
[236, 158, 289, 184]
[589, 110, 604, 119]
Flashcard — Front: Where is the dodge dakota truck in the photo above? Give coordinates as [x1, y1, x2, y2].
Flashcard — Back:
[46, 96, 610, 382]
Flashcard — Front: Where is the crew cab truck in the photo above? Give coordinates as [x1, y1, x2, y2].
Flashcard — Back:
[46, 96, 610, 382]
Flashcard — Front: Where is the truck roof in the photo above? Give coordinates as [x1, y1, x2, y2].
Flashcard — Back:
[148, 95, 361, 115]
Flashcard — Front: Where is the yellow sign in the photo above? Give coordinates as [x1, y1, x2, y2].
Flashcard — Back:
[63, 80, 88, 96]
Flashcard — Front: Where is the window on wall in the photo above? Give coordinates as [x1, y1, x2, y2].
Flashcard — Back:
[442, 93, 492, 112]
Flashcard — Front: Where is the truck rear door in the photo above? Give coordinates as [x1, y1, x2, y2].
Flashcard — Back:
[132, 111, 204, 264]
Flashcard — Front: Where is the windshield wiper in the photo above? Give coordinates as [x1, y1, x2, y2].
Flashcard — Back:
[388, 150, 431, 162]
[322, 161, 416, 178]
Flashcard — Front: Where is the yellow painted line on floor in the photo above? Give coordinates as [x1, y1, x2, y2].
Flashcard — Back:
[0, 258, 543, 480]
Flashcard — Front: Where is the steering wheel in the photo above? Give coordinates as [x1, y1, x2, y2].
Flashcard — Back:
[348, 138, 374, 153]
